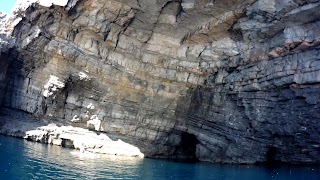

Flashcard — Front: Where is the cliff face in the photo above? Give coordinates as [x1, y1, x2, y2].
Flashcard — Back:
[1, 0, 320, 164]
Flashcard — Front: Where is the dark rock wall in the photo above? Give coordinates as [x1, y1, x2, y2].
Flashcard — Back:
[0, 52, 10, 104]
[184, 49, 320, 163]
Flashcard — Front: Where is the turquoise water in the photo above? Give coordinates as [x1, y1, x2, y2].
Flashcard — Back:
[0, 135, 319, 180]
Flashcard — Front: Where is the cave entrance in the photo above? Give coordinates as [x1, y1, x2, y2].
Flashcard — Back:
[265, 146, 278, 165]
[174, 132, 199, 162]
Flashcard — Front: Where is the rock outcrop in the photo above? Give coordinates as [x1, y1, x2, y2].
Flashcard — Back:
[0, 108, 144, 157]
[1, 0, 320, 164]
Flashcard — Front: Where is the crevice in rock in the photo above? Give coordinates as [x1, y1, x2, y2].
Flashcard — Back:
[67, 0, 85, 19]
[265, 146, 278, 164]
[173, 132, 199, 162]
[61, 138, 75, 148]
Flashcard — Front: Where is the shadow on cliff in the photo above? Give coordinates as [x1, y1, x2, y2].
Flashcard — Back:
[154, 87, 200, 162]
[0, 52, 11, 106]
[174, 77, 320, 164]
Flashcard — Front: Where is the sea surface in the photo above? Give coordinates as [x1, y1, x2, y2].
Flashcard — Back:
[0, 135, 319, 180]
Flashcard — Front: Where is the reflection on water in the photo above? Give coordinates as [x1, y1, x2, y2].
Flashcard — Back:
[1, 135, 320, 179]
[23, 140, 144, 179]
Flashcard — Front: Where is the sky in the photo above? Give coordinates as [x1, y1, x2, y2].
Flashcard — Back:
[0, 0, 17, 14]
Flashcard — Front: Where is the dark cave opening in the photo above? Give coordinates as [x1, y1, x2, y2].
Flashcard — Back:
[61, 138, 75, 148]
[265, 146, 278, 165]
[174, 132, 199, 162]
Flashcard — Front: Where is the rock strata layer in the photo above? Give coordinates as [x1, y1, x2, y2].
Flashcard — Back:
[1, 0, 320, 164]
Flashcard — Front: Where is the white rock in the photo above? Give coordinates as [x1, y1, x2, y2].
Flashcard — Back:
[21, 123, 144, 157]
[87, 115, 101, 131]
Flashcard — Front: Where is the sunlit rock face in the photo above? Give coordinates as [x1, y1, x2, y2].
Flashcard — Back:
[1, 0, 320, 164]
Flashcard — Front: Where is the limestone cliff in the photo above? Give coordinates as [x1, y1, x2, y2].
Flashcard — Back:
[1, 0, 320, 164]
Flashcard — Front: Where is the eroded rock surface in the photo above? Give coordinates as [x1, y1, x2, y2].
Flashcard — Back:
[1, 0, 320, 164]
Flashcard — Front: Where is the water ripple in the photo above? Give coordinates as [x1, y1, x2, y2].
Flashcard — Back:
[1, 136, 320, 179]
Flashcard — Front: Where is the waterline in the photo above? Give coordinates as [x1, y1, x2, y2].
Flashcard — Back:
[1, 135, 320, 179]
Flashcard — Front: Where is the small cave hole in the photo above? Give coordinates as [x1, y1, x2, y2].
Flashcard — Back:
[61, 139, 75, 148]
[266, 147, 278, 164]
[174, 132, 199, 162]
